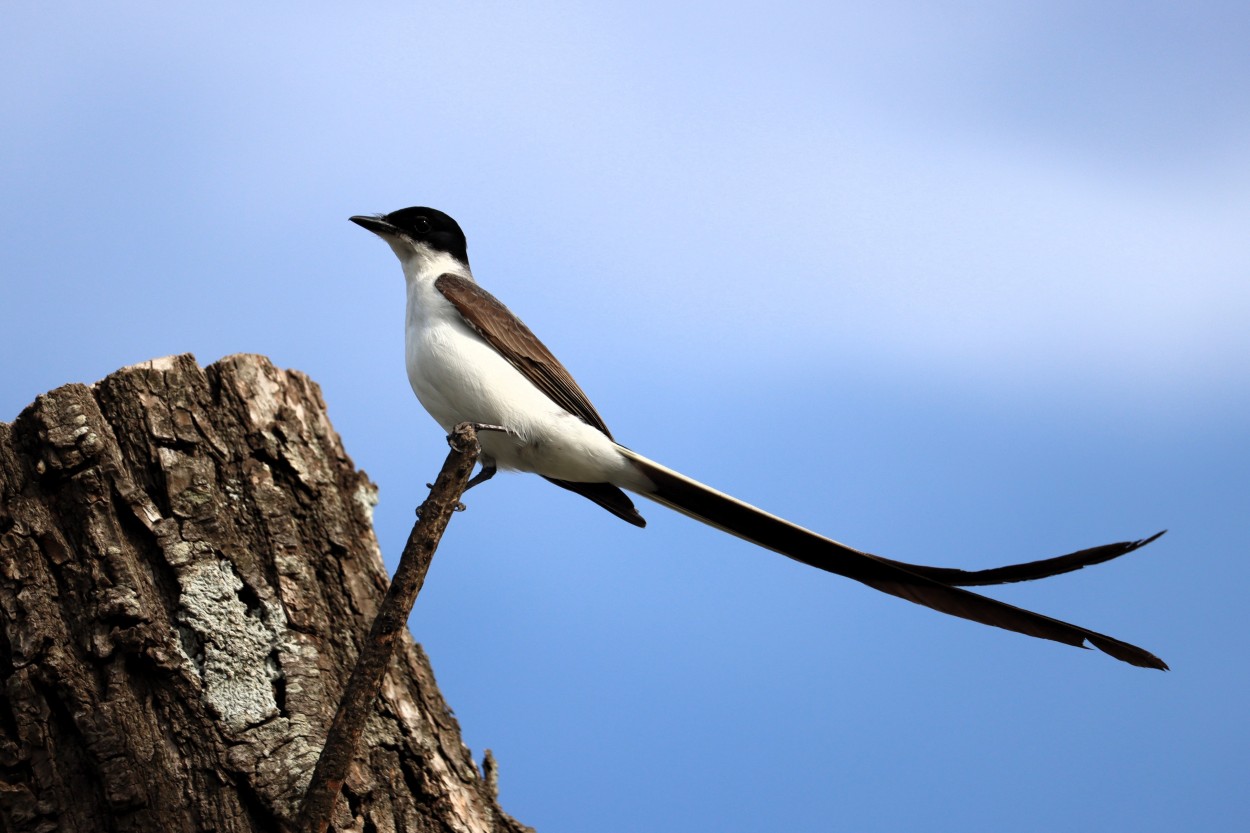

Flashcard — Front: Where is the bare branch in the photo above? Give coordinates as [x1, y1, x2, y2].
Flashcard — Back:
[294, 423, 483, 833]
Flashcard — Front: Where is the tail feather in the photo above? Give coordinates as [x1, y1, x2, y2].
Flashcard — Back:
[620, 449, 1166, 670]
[887, 531, 1166, 587]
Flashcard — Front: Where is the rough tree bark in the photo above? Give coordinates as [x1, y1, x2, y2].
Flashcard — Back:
[0, 353, 531, 833]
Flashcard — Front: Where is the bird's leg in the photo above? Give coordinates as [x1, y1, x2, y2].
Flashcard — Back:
[438, 423, 513, 513]
[464, 459, 497, 492]
[453, 424, 510, 492]
[421, 458, 493, 516]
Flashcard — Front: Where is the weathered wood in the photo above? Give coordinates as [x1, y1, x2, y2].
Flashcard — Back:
[0, 354, 531, 833]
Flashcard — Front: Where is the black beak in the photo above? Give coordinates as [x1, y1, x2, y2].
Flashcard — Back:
[349, 214, 398, 236]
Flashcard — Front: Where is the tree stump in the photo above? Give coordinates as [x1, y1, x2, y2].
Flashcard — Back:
[0, 354, 530, 833]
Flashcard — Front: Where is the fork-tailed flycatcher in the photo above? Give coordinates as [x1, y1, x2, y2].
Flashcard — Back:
[350, 206, 1166, 670]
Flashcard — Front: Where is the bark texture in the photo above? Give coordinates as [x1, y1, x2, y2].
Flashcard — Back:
[0, 354, 530, 833]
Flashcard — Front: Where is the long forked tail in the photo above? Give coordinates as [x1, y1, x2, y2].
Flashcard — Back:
[619, 448, 1166, 670]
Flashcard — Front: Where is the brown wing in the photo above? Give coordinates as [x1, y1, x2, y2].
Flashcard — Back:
[435, 273, 613, 438]
[542, 477, 647, 527]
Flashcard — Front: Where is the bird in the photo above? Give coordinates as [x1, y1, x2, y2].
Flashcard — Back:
[350, 206, 1167, 670]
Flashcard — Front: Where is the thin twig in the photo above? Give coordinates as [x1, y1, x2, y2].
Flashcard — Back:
[293, 422, 483, 833]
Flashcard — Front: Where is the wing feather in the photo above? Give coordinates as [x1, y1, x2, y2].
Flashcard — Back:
[435, 274, 613, 437]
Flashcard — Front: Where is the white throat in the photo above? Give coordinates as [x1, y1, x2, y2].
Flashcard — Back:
[388, 239, 473, 285]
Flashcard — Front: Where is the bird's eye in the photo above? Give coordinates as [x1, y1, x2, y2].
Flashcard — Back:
[413, 216, 432, 233]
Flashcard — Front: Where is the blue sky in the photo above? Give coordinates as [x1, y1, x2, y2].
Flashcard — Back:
[3, 2, 1248, 831]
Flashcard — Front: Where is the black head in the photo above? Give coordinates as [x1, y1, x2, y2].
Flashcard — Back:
[349, 206, 469, 265]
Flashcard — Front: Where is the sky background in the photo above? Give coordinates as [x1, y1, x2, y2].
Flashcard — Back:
[3, 2, 1248, 831]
